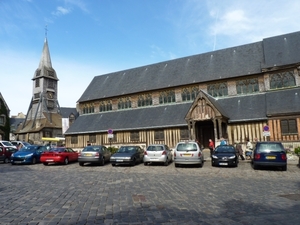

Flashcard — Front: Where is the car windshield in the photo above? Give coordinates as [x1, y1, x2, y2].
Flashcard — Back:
[117, 146, 137, 153]
[147, 146, 164, 151]
[51, 148, 66, 152]
[1, 141, 14, 147]
[215, 146, 236, 153]
[82, 146, 100, 152]
[257, 143, 284, 153]
[176, 143, 197, 151]
[19, 145, 41, 152]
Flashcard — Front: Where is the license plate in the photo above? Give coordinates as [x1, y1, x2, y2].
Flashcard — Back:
[183, 154, 191, 157]
[85, 154, 92, 156]
[266, 156, 276, 159]
[116, 159, 123, 162]
[14, 161, 22, 164]
[219, 163, 228, 165]
[46, 159, 54, 162]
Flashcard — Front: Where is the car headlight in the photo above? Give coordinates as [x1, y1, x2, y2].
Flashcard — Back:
[11, 153, 14, 157]
[228, 155, 236, 159]
[124, 157, 131, 159]
[212, 155, 218, 159]
[110, 157, 115, 160]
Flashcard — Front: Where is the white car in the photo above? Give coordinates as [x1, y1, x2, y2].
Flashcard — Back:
[174, 141, 204, 167]
[0, 140, 17, 149]
[143, 144, 173, 166]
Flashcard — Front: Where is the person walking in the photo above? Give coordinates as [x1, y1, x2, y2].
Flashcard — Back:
[236, 143, 245, 160]
[208, 139, 215, 157]
[220, 137, 227, 145]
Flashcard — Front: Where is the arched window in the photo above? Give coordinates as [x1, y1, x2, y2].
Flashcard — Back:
[208, 82, 228, 97]
[236, 78, 259, 95]
[118, 97, 131, 110]
[270, 71, 295, 89]
[159, 90, 175, 104]
[138, 94, 152, 107]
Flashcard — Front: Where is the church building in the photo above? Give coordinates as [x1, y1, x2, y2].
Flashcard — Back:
[64, 31, 300, 150]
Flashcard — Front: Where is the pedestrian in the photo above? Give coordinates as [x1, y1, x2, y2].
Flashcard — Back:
[246, 138, 253, 151]
[220, 137, 227, 145]
[236, 143, 245, 160]
[208, 139, 215, 156]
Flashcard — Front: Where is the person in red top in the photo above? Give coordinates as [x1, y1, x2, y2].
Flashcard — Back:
[208, 139, 215, 157]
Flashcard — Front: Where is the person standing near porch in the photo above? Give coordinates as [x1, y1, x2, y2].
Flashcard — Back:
[208, 139, 215, 156]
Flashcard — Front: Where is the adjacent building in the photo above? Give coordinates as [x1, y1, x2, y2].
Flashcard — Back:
[63, 31, 300, 150]
[0, 93, 11, 141]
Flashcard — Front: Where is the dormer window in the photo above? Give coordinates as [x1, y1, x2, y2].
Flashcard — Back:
[48, 70, 54, 77]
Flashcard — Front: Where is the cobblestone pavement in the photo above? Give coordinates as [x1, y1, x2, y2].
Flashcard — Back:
[0, 150, 299, 225]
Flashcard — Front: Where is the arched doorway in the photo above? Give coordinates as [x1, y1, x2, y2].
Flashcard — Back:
[195, 120, 214, 148]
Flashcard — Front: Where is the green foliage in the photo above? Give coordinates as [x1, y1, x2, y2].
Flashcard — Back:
[294, 147, 300, 155]
[108, 146, 119, 154]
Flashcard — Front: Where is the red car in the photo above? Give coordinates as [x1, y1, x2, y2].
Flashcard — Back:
[0, 146, 18, 163]
[40, 147, 78, 165]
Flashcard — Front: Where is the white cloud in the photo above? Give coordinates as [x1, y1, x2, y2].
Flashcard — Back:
[52, 6, 71, 16]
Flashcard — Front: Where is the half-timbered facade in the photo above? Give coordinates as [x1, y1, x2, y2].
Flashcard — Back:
[65, 31, 300, 150]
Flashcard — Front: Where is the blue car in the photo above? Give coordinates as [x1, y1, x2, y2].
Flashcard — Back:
[11, 145, 48, 165]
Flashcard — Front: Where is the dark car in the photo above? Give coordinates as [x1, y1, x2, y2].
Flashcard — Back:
[0, 146, 18, 163]
[11, 145, 47, 165]
[211, 145, 239, 167]
[252, 141, 287, 171]
[78, 145, 111, 166]
[110, 146, 144, 166]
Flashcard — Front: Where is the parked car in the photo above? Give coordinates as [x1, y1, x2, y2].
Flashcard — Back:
[252, 141, 287, 171]
[40, 147, 78, 165]
[110, 146, 144, 166]
[0, 140, 17, 149]
[0, 146, 18, 163]
[174, 141, 204, 167]
[78, 145, 111, 166]
[143, 144, 172, 166]
[11, 145, 47, 164]
[211, 145, 238, 167]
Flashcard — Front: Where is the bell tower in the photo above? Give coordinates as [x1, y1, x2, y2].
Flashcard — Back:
[17, 33, 63, 143]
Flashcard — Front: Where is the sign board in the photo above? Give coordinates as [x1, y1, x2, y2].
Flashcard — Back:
[263, 125, 270, 136]
[108, 134, 114, 139]
[108, 129, 113, 134]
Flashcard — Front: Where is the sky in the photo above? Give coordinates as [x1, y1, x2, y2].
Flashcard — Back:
[1, 0, 300, 116]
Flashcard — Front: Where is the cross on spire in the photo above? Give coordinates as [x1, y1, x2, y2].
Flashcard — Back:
[45, 25, 48, 38]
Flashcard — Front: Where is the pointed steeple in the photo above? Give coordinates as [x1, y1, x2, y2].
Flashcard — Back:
[38, 38, 52, 69]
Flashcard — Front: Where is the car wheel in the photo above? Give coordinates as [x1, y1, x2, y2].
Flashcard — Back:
[175, 163, 179, 167]
[32, 157, 36, 164]
[112, 164, 115, 167]
[253, 164, 258, 170]
[79, 162, 84, 166]
[99, 157, 105, 166]
[43, 163, 48, 166]
[4, 157, 9, 164]
[64, 157, 69, 165]
[199, 163, 203, 168]
[164, 159, 168, 166]
[282, 165, 287, 171]
[131, 158, 136, 166]
[144, 162, 148, 166]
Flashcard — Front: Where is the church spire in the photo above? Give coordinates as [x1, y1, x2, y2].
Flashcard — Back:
[38, 37, 52, 69]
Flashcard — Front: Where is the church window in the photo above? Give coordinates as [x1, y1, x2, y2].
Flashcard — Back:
[154, 129, 164, 141]
[100, 100, 112, 112]
[137, 94, 152, 107]
[118, 97, 132, 110]
[0, 115, 5, 126]
[180, 127, 189, 140]
[35, 78, 40, 87]
[69, 114, 75, 125]
[71, 135, 78, 144]
[236, 78, 259, 94]
[43, 130, 52, 137]
[281, 119, 297, 135]
[36, 69, 41, 77]
[130, 131, 139, 141]
[159, 90, 175, 104]
[34, 93, 40, 99]
[48, 70, 54, 77]
[270, 71, 295, 89]
[207, 82, 228, 97]
[48, 79, 54, 88]
[182, 87, 199, 101]
[89, 134, 96, 143]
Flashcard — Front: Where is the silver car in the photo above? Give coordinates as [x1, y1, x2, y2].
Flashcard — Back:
[143, 144, 173, 166]
[174, 141, 204, 167]
[78, 145, 111, 166]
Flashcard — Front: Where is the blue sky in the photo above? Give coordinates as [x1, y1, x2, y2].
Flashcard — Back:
[1, 0, 300, 116]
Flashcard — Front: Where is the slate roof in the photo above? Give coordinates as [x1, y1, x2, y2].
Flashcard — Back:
[78, 31, 300, 103]
[65, 103, 191, 134]
[60, 107, 79, 119]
